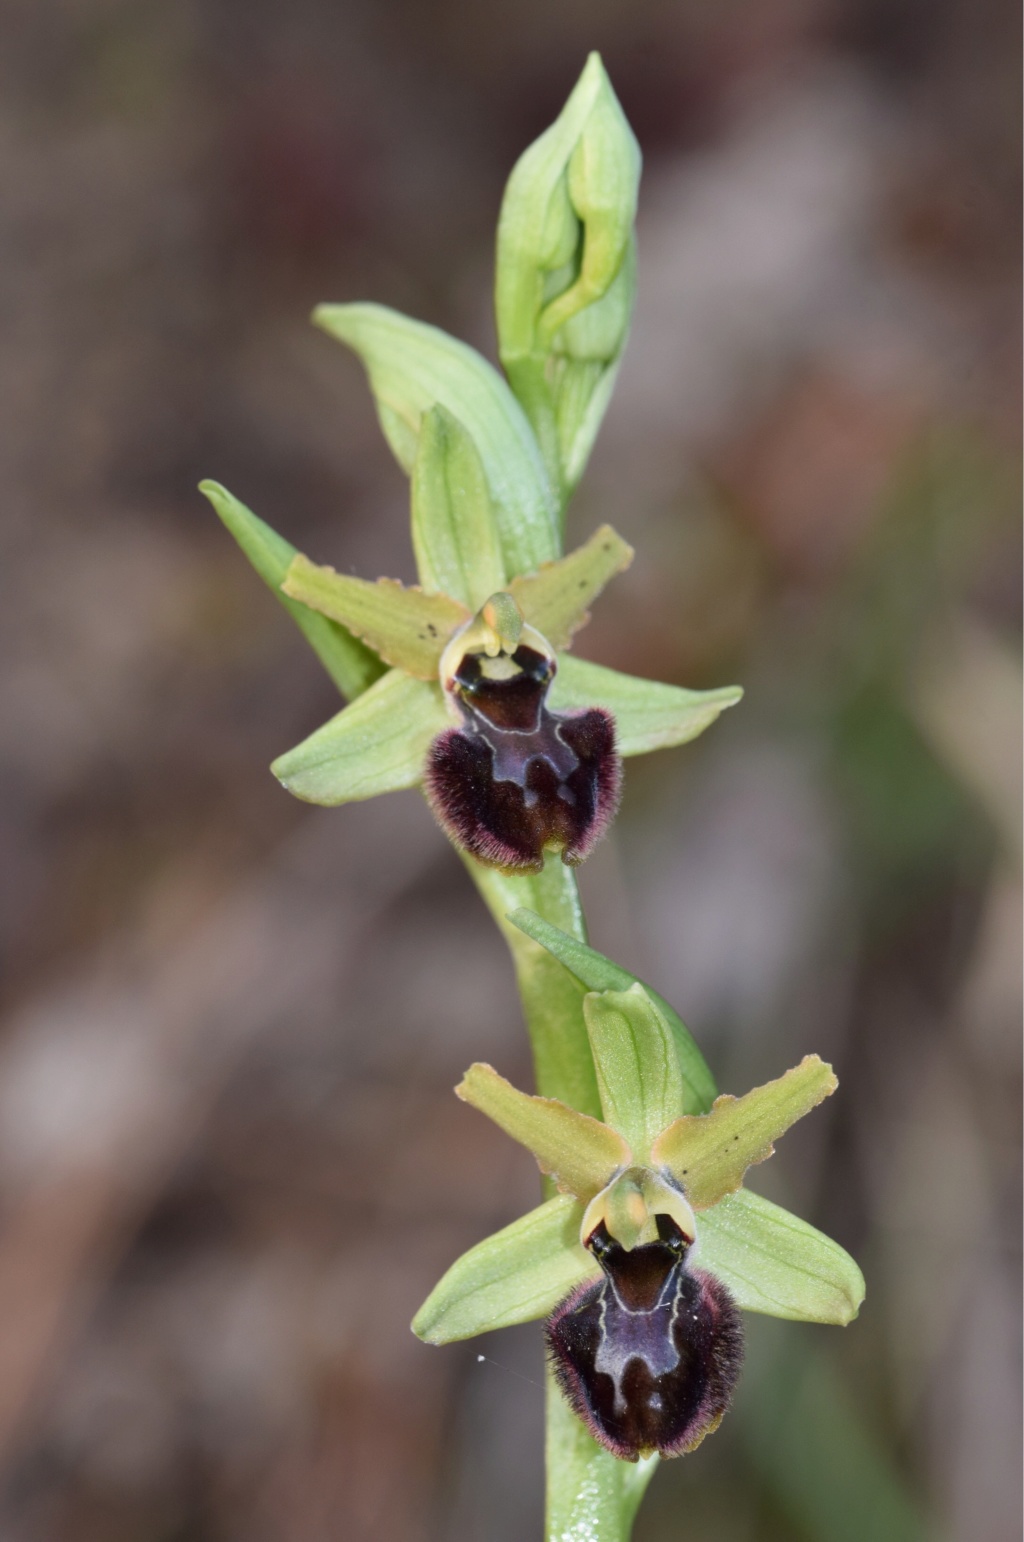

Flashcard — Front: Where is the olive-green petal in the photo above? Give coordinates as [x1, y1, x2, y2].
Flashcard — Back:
[506, 908, 716, 1115]
[456, 1062, 628, 1201]
[508, 524, 633, 651]
[696, 1189, 865, 1325]
[549, 655, 743, 756]
[412, 1194, 594, 1343]
[652, 1056, 838, 1211]
[282, 556, 467, 679]
[313, 302, 560, 578]
[271, 669, 446, 805]
[199, 480, 384, 700]
[583, 985, 685, 1160]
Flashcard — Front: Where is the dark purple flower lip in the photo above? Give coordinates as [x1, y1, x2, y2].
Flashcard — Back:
[424, 638, 621, 873]
[546, 1216, 743, 1462]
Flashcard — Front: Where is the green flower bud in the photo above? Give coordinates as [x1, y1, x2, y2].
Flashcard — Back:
[495, 53, 641, 502]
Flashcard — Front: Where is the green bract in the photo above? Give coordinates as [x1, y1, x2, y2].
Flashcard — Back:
[413, 927, 864, 1346]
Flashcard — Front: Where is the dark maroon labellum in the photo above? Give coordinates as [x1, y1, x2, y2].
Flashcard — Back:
[424, 643, 621, 873]
[546, 1217, 743, 1461]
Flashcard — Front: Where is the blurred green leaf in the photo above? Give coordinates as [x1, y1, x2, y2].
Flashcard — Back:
[412, 1194, 592, 1343]
[282, 555, 467, 678]
[506, 908, 716, 1114]
[550, 655, 743, 756]
[411, 404, 508, 608]
[582, 985, 685, 1158]
[741, 1340, 927, 1542]
[313, 302, 560, 576]
[496, 52, 640, 499]
[271, 668, 446, 804]
[698, 1189, 865, 1325]
[199, 480, 384, 699]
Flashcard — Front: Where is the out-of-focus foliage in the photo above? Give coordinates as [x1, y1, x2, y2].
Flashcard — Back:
[0, 2, 1017, 1540]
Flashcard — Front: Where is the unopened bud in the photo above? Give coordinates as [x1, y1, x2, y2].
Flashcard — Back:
[496, 53, 641, 499]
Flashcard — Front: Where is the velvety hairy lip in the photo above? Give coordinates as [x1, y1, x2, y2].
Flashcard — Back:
[425, 643, 621, 872]
[546, 1217, 744, 1461]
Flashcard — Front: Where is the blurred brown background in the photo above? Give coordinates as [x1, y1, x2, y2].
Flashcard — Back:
[0, 1, 1020, 1539]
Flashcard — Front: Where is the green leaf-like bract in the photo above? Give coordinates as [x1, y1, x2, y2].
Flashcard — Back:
[199, 480, 384, 700]
[506, 908, 717, 1115]
[313, 303, 560, 576]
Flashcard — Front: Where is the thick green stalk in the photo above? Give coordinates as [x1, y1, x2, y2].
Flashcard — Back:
[467, 853, 659, 1539]
[465, 855, 599, 1117]
[546, 1377, 658, 1542]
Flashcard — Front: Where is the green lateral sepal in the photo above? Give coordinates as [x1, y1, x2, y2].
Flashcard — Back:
[199, 480, 384, 700]
[271, 669, 446, 804]
[509, 524, 633, 650]
[652, 1056, 838, 1210]
[506, 908, 717, 1115]
[456, 1062, 629, 1200]
[313, 302, 560, 577]
[412, 1194, 594, 1343]
[582, 985, 685, 1160]
[695, 1188, 866, 1325]
[282, 556, 468, 678]
[551, 655, 743, 756]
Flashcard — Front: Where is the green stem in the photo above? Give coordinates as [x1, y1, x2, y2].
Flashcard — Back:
[546, 1377, 657, 1542]
[465, 854, 598, 1115]
[466, 852, 660, 1539]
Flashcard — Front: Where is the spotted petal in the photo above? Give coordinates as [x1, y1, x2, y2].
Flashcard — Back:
[508, 525, 633, 650]
[653, 1056, 837, 1210]
[412, 1194, 594, 1343]
[282, 557, 467, 678]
